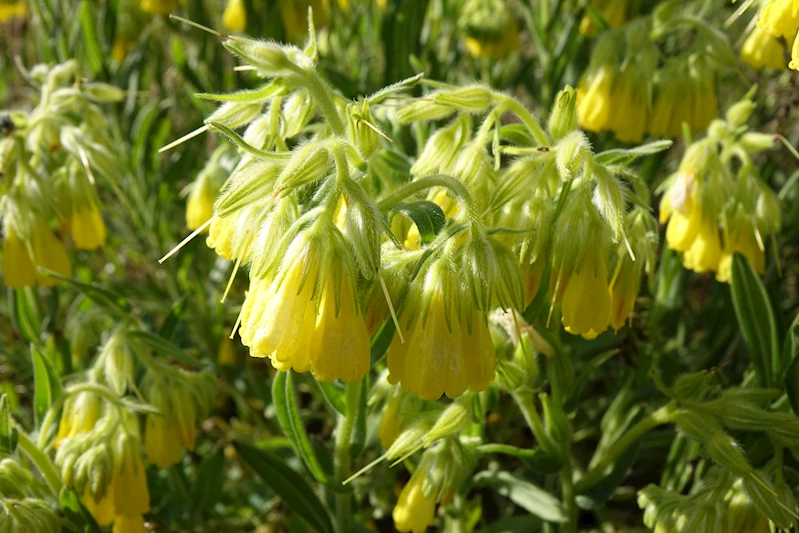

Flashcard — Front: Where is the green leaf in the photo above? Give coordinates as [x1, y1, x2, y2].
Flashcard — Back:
[730, 253, 779, 387]
[127, 331, 204, 368]
[234, 440, 334, 533]
[78, 1, 104, 77]
[206, 121, 293, 161]
[785, 347, 799, 416]
[9, 288, 42, 343]
[272, 372, 330, 484]
[31, 347, 63, 427]
[595, 140, 673, 165]
[349, 374, 368, 460]
[59, 486, 102, 533]
[389, 200, 446, 245]
[196, 81, 286, 102]
[192, 451, 226, 514]
[37, 269, 132, 317]
[472, 471, 566, 523]
[157, 296, 188, 340]
[370, 316, 396, 365]
[565, 349, 619, 411]
[576, 437, 640, 510]
[316, 381, 347, 416]
[476, 445, 562, 474]
[0, 395, 16, 455]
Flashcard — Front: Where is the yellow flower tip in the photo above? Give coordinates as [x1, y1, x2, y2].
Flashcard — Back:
[2, 226, 37, 288]
[186, 181, 216, 233]
[379, 398, 401, 449]
[0, 2, 27, 22]
[716, 223, 766, 283]
[114, 439, 151, 516]
[83, 485, 116, 527]
[71, 205, 107, 250]
[609, 260, 640, 331]
[609, 71, 647, 143]
[758, 0, 799, 40]
[393, 477, 437, 533]
[522, 256, 546, 307]
[32, 225, 72, 287]
[791, 32, 799, 70]
[145, 415, 184, 469]
[665, 208, 701, 253]
[682, 222, 722, 274]
[741, 25, 788, 71]
[561, 250, 611, 338]
[576, 69, 613, 134]
[112, 514, 148, 533]
[222, 0, 247, 33]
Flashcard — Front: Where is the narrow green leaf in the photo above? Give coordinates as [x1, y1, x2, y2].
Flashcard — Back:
[730, 253, 779, 387]
[349, 373, 368, 460]
[9, 288, 42, 343]
[565, 349, 619, 411]
[196, 81, 286, 102]
[192, 451, 226, 514]
[127, 331, 204, 368]
[78, 1, 104, 76]
[59, 486, 102, 533]
[284, 372, 329, 484]
[0, 395, 13, 455]
[576, 438, 640, 510]
[389, 201, 446, 245]
[785, 354, 799, 416]
[37, 269, 131, 317]
[476, 444, 562, 474]
[234, 440, 334, 533]
[315, 381, 347, 416]
[595, 140, 673, 165]
[157, 296, 188, 340]
[472, 471, 566, 523]
[31, 347, 63, 427]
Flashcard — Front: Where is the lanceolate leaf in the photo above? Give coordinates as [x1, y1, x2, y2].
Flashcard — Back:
[730, 253, 779, 388]
[37, 268, 131, 317]
[389, 200, 446, 245]
[0, 394, 17, 455]
[316, 380, 347, 416]
[272, 371, 330, 484]
[31, 347, 63, 427]
[472, 471, 567, 523]
[234, 440, 334, 533]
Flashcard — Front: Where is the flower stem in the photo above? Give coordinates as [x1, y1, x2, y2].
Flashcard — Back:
[497, 96, 550, 147]
[561, 456, 578, 533]
[575, 403, 675, 493]
[334, 379, 363, 533]
[511, 391, 558, 458]
[14, 424, 62, 496]
[376, 174, 478, 221]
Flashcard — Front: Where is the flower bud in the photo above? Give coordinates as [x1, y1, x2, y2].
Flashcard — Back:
[206, 101, 264, 130]
[396, 99, 456, 124]
[592, 165, 628, 242]
[729, 482, 770, 533]
[222, 38, 294, 75]
[80, 83, 126, 103]
[670, 372, 710, 401]
[1, 499, 60, 533]
[283, 91, 315, 138]
[706, 433, 751, 477]
[707, 119, 728, 141]
[0, 459, 32, 498]
[743, 471, 795, 529]
[410, 119, 464, 177]
[347, 100, 381, 158]
[495, 360, 526, 392]
[424, 396, 474, 446]
[725, 100, 756, 128]
[674, 409, 722, 442]
[433, 86, 494, 113]
[341, 183, 384, 278]
[99, 332, 134, 397]
[548, 85, 578, 141]
[385, 420, 432, 462]
[276, 141, 331, 189]
[554, 130, 589, 180]
[756, 186, 781, 236]
[739, 132, 776, 153]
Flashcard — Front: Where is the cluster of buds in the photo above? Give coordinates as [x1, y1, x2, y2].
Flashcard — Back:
[658, 94, 781, 282]
[578, 4, 735, 141]
[741, 0, 799, 71]
[0, 455, 60, 533]
[1, 61, 122, 288]
[458, 0, 520, 60]
[45, 323, 216, 530]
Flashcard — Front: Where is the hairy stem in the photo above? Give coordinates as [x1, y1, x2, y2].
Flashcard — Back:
[334, 379, 363, 533]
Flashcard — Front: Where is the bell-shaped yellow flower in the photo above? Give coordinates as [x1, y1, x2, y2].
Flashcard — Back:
[741, 25, 787, 70]
[31, 219, 72, 287]
[239, 229, 370, 383]
[144, 386, 184, 469]
[717, 221, 765, 283]
[609, 68, 648, 143]
[71, 202, 107, 250]
[392, 474, 437, 533]
[2, 225, 36, 288]
[0, 1, 27, 23]
[609, 255, 640, 331]
[682, 222, 722, 274]
[112, 433, 151, 519]
[112, 514, 148, 533]
[138, 0, 176, 16]
[464, 26, 520, 60]
[186, 178, 216, 233]
[83, 484, 116, 527]
[577, 67, 614, 133]
[379, 389, 403, 449]
[522, 254, 546, 307]
[790, 32, 799, 70]
[758, 0, 799, 40]
[561, 249, 611, 339]
[55, 391, 103, 446]
[222, 0, 247, 33]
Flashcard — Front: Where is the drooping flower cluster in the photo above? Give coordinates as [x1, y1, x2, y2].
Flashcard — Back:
[752, 0, 799, 71]
[659, 96, 781, 282]
[577, 5, 735, 141]
[1, 62, 122, 288]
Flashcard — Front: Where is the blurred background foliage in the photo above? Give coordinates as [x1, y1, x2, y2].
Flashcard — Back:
[2, 0, 799, 532]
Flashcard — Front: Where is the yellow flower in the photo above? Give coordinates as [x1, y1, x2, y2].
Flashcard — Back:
[222, 0, 246, 33]
[791, 32, 799, 70]
[717, 220, 765, 283]
[206, 206, 257, 261]
[387, 284, 495, 401]
[579, 0, 630, 36]
[682, 222, 722, 274]
[55, 391, 103, 446]
[561, 249, 611, 339]
[662, 172, 701, 252]
[758, 0, 799, 40]
[112, 38, 136, 63]
[2, 225, 36, 288]
[239, 231, 370, 383]
[522, 254, 546, 307]
[112, 514, 148, 533]
[186, 180, 215, 233]
[71, 202, 107, 250]
[609, 255, 640, 331]
[464, 27, 520, 60]
[609, 68, 648, 143]
[30, 219, 72, 287]
[144, 386, 184, 468]
[0, 1, 26, 23]
[392, 475, 437, 533]
[741, 25, 787, 70]
[379, 388, 403, 449]
[112, 434, 151, 518]
[83, 485, 116, 527]
[577, 67, 613, 133]
[138, 0, 176, 16]
[217, 337, 236, 366]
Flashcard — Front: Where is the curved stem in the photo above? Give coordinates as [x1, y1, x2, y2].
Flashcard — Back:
[511, 391, 559, 458]
[334, 379, 363, 533]
[496, 96, 550, 147]
[377, 174, 478, 222]
[14, 425, 62, 496]
[293, 69, 346, 136]
[575, 403, 676, 493]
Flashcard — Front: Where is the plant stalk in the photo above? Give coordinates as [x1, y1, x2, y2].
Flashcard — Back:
[334, 379, 363, 533]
